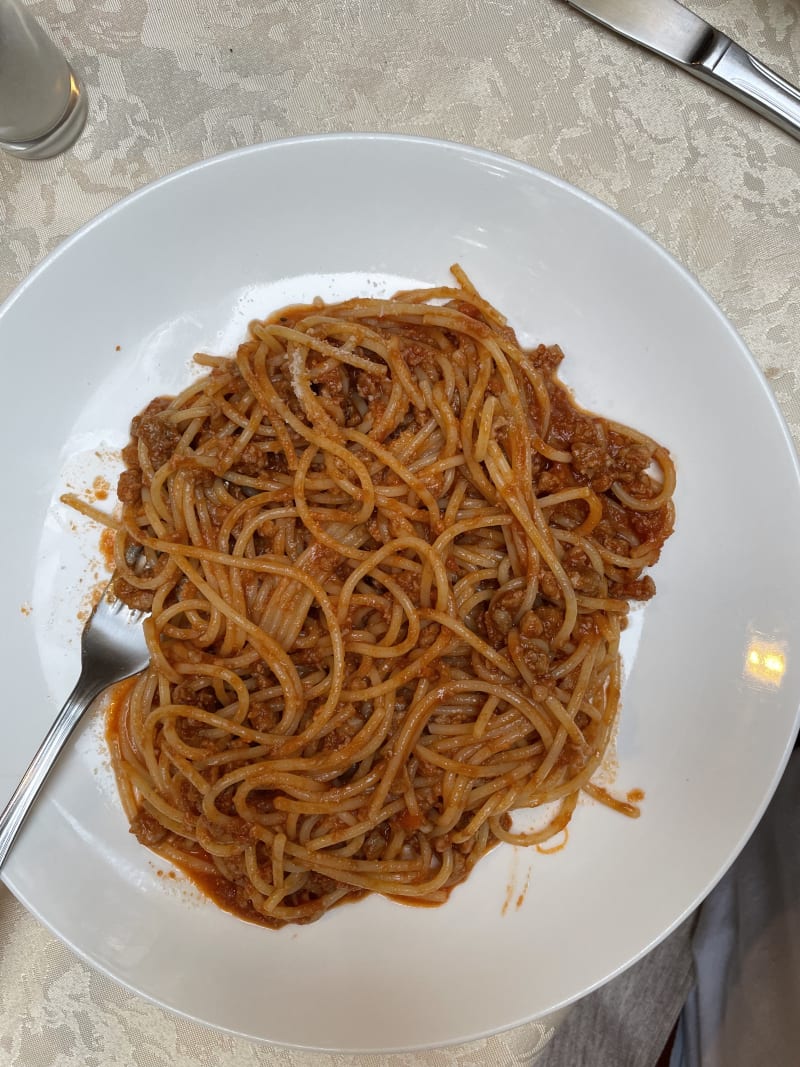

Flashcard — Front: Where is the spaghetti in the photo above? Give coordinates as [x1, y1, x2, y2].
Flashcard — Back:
[106, 267, 675, 926]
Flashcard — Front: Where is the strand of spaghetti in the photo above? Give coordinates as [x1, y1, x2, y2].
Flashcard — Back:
[489, 793, 578, 847]
[209, 398, 264, 475]
[369, 374, 412, 442]
[367, 678, 555, 820]
[256, 320, 390, 377]
[290, 847, 456, 898]
[60, 493, 120, 529]
[157, 695, 395, 804]
[242, 343, 396, 519]
[450, 788, 515, 845]
[459, 347, 499, 503]
[417, 609, 516, 677]
[125, 526, 347, 714]
[165, 554, 305, 734]
[292, 447, 374, 556]
[453, 566, 498, 608]
[537, 486, 604, 537]
[612, 448, 676, 511]
[583, 782, 641, 818]
[264, 529, 364, 649]
[338, 625, 453, 703]
[516, 356, 554, 441]
[344, 425, 443, 532]
[414, 744, 538, 781]
[485, 442, 578, 646]
[564, 639, 601, 724]
[337, 536, 451, 624]
[236, 341, 299, 469]
[418, 513, 514, 607]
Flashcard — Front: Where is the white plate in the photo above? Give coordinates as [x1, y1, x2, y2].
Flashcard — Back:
[1, 134, 799, 1053]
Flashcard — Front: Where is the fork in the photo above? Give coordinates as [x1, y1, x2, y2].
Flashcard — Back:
[0, 580, 149, 870]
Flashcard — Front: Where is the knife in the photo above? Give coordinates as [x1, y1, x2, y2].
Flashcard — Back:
[564, 0, 800, 141]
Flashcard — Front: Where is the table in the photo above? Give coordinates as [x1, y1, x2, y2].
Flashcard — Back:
[1, 2, 798, 1064]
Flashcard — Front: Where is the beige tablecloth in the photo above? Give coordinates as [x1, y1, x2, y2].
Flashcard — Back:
[1, 1, 798, 1064]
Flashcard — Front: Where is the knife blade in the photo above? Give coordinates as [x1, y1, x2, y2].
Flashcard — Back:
[564, 0, 800, 141]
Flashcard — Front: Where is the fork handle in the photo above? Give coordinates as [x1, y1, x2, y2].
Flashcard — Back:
[0, 672, 104, 870]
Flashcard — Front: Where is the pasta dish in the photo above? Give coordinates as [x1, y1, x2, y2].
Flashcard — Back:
[103, 267, 675, 927]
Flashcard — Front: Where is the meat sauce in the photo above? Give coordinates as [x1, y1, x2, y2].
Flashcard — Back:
[103, 301, 673, 928]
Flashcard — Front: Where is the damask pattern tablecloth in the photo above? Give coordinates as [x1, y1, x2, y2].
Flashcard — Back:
[1, 2, 798, 1064]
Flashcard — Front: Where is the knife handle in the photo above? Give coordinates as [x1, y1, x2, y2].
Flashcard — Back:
[695, 39, 800, 141]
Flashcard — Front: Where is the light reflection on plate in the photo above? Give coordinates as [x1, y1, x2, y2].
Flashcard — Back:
[0, 135, 799, 1052]
[744, 634, 788, 688]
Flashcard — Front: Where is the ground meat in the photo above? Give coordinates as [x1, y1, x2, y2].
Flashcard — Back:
[571, 419, 613, 491]
[172, 681, 220, 713]
[539, 571, 561, 601]
[519, 611, 544, 638]
[137, 408, 180, 470]
[130, 810, 168, 847]
[533, 605, 563, 641]
[563, 548, 603, 596]
[418, 623, 440, 648]
[320, 714, 363, 752]
[247, 703, 282, 733]
[261, 449, 289, 473]
[121, 442, 140, 469]
[174, 778, 202, 815]
[545, 386, 653, 493]
[112, 576, 153, 612]
[516, 641, 551, 678]
[290, 645, 330, 668]
[595, 523, 633, 558]
[363, 826, 391, 859]
[316, 362, 349, 404]
[573, 612, 602, 639]
[246, 790, 276, 814]
[117, 468, 142, 504]
[609, 574, 656, 601]
[129, 396, 171, 435]
[484, 587, 524, 647]
[537, 465, 573, 494]
[175, 716, 216, 746]
[611, 439, 651, 478]
[486, 373, 504, 396]
[211, 788, 239, 818]
[290, 872, 340, 905]
[355, 369, 384, 401]
[596, 498, 636, 555]
[528, 344, 564, 373]
[403, 342, 439, 375]
[228, 440, 264, 476]
[629, 506, 672, 545]
[391, 568, 421, 600]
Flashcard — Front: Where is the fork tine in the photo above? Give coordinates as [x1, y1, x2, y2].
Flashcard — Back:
[0, 574, 151, 869]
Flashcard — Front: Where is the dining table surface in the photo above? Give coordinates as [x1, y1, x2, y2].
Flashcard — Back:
[1, 1, 798, 1065]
